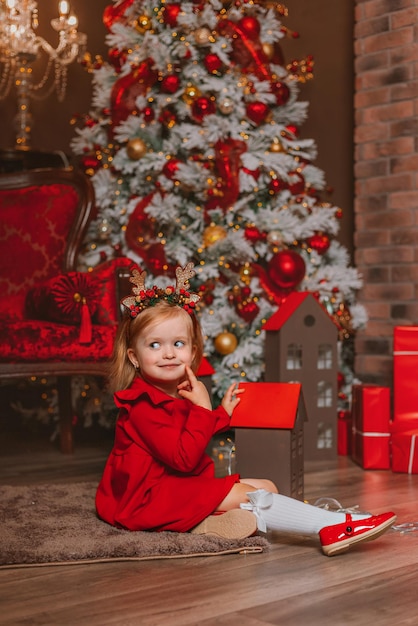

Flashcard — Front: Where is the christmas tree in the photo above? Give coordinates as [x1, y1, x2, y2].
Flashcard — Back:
[71, 0, 367, 406]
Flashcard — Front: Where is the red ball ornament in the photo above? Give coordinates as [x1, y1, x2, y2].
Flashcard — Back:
[81, 155, 100, 170]
[238, 16, 261, 38]
[272, 81, 290, 106]
[142, 106, 154, 122]
[204, 53, 223, 73]
[268, 250, 306, 290]
[164, 3, 181, 26]
[237, 300, 260, 323]
[286, 124, 299, 137]
[246, 101, 269, 125]
[244, 226, 266, 243]
[337, 371, 345, 390]
[159, 108, 177, 127]
[162, 158, 180, 179]
[307, 233, 330, 255]
[160, 75, 180, 93]
[191, 96, 216, 121]
[269, 178, 287, 194]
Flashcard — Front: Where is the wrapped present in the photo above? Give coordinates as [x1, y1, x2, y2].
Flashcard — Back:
[337, 410, 352, 456]
[393, 326, 418, 419]
[351, 385, 391, 469]
[391, 430, 418, 473]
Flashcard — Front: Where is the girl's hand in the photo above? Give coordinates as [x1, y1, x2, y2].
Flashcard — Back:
[177, 365, 212, 410]
[221, 382, 244, 417]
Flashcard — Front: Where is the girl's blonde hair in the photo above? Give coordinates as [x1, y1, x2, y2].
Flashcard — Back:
[108, 300, 204, 392]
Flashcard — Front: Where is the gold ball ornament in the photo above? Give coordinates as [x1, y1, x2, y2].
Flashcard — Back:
[218, 98, 234, 115]
[194, 27, 212, 46]
[214, 332, 238, 355]
[203, 224, 227, 247]
[261, 42, 274, 60]
[270, 138, 285, 153]
[239, 263, 253, 284]
[267, 230, 283, 246]
[127, 138, 147, 160]
[134, 15, 152, 33]
[182, 84, 201, 105]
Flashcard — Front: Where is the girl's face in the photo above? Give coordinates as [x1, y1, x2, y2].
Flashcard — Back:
[127, 313, 196, 396]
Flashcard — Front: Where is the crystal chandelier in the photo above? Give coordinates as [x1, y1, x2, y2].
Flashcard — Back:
[0, 0, 87, 149]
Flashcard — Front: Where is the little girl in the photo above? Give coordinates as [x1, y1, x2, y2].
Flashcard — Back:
[96, 264, 396, 556]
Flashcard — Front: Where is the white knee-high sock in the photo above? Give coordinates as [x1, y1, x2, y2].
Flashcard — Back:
[240, 489, 369, 535]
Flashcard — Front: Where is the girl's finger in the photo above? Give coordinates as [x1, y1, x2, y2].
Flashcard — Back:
[185, 365, 197, 383]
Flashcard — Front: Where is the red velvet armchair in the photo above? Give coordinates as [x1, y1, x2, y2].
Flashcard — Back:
[0, 167, 136, 453]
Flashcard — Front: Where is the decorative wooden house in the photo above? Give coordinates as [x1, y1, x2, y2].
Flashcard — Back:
[262, 292, 339, 461]
[197, 357, 215, 396]
[230, 382, 307, 500]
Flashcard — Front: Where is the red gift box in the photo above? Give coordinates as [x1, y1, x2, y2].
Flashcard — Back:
[337, 410, 352, 456]
[393, 326, 418, 420]
[351, 385, 391, 469]
[391, 430, 418, 473]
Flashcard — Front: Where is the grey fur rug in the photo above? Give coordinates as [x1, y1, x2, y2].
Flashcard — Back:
[0, 481, 268, 569]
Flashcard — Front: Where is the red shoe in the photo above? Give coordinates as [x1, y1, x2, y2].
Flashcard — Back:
[319, 512, 397, 556]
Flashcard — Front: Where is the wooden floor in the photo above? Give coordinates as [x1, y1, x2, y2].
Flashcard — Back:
[1, 430, 418, 626]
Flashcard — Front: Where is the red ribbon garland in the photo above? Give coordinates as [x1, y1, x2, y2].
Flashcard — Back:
[103, 0, 136, 30]
[125, 193, 175, 276]
[206, 139, 247, 212]
[110, 60, 158, 130]
[217, 19, 273, 82]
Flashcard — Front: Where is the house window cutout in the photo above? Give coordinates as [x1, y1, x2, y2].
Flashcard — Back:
[317, 381, 333, 407]
[286, 343, 302, 369]
[317, 344, 333, 369]
[304, 314, 316, 327]
[317, 422, 333, 449]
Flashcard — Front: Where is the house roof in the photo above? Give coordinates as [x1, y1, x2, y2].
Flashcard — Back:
[262, 291, 339, 331]
[230, 382, 304, 429]
[197, 357, 215, 376]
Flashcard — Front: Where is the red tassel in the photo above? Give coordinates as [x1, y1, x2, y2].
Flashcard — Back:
[79, 297, 92, 344]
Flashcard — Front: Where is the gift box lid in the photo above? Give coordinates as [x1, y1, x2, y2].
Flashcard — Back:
[230, 382, 305, 429]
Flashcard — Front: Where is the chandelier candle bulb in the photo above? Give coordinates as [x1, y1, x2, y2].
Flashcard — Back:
[59, 1, 70, 17]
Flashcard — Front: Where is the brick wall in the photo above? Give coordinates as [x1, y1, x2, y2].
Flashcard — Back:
[354, 0, 418, 387]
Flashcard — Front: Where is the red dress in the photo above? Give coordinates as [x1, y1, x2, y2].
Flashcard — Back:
[96, 377, 239, 531]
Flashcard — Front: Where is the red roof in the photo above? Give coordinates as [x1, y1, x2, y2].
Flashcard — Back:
[262, 291, 337, 331]
[197, 357, 215, 376]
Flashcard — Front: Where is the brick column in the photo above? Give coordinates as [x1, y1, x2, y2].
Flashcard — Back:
[354, 0, 418, 388]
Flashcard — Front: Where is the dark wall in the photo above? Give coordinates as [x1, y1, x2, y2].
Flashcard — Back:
[285, 0, 354, 254]
[0, 1, 354, 252]
[0, 0, 109, 155]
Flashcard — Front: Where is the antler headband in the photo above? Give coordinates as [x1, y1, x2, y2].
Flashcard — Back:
[121, 262, 200, 317]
